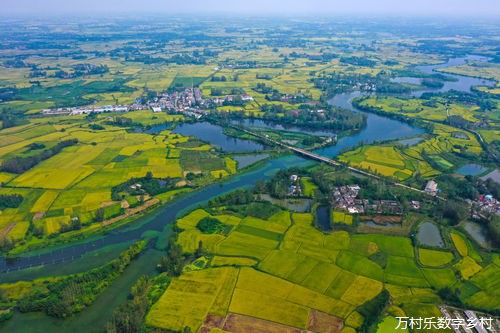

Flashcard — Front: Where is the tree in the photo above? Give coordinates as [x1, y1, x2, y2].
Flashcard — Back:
[0, 236, 13, 252]
[158, 242, 184, 276]
[94, 208, 105, 222]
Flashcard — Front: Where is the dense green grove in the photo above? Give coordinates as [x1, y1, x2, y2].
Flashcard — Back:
[16, 241, 147, 318]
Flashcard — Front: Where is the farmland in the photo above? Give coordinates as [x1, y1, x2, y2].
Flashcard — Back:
[0, 13, 499, 333]
[0, 112, 239, 252]
[146, 195, 500, 332]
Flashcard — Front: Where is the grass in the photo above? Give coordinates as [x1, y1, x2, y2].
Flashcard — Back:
[300, 177, 318, 197]
[385, 256, 429, 287]
[0, 110, 236, 248]
[376, 316, 408, 333]
[148, 195, 499, 332]
[339, 146, 415, 180]
[336, 251, 384, 281]
[421, 267, 458, 289]
[30, 190, 60, 212]
[211, 256, 257, 267]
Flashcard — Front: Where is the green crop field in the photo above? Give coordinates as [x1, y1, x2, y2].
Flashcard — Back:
[1, 15, 499, 333]
[146, 201, 498, 332]
[301, 177, 319, 197]
[418, 248, 454, 266]
[332, 210, 354, 225]
[0, 112, 238, 251]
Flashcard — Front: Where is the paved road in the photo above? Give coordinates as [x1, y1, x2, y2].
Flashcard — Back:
[236, 126, 442, 199]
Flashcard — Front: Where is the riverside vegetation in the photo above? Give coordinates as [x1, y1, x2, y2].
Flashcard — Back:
[0, 15, 498, 333]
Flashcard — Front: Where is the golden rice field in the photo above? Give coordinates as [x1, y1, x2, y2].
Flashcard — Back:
[146, 206, 500, 332]
[0, 112, 237, 246]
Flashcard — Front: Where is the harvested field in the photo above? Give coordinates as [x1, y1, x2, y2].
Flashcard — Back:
[307, 310, 344, 333]
[222, 313, 307, 333]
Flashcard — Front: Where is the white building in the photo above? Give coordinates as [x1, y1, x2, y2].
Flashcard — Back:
[425, 180, 438, 195]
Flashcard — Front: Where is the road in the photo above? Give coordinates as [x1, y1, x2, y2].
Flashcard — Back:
[235, 126, 441, 199]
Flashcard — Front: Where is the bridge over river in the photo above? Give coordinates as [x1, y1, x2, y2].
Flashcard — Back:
[234, 126, 440, 199]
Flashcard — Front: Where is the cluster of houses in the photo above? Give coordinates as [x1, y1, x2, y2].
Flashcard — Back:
[41, 104, 130, 115]
[469, 194, 500, 220]
[148, 88, 253, 114]
[288, 174, 302, 196]
[148, 88, 203, 112]
[332, 184, 420, 215]
[211, 94, 254, 105]
[355, 82, 377, 92]
[42, 87, 255, 117]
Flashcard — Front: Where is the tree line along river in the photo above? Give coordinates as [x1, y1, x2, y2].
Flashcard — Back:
[0, 55, 494, 276]
[0, 55, 496, 333]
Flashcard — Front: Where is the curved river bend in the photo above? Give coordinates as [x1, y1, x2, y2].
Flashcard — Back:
[0, 56, 493, 274]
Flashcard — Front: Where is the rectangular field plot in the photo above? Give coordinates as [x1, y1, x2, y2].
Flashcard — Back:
[146, 267, 238, 332]
[30, 190, 59, 212]
[230, 268, 354, 328]
[336, 251, 384, 281]
[10, 167, 94, 189]
[385, 256, 429, 287]
[215, 231, 278, 260]
[352, 234, 414, 257]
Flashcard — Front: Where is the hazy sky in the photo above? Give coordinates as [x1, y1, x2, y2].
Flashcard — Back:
[3, 0, 500, 17]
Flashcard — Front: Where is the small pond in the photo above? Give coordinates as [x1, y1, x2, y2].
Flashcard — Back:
[463, 222, 490, 248]
[316, 205, 331, 231]
[233, 154, 269, 169]
[259, 194, 312, 213]
[360, 221, 402, 229]
[457, 164, 487, 176]
[417, 222, 444, 247]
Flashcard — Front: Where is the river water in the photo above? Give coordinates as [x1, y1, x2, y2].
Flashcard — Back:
[0, 55, 496, 332]
[0, 56, 494, 274]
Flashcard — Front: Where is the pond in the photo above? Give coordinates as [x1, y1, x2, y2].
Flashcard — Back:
[316, 205, 331, 231]
[457, 164, 487, 176]
[417, 222, 445, 247]
[463, 221, 490, 248]
[172, 121, 265, 152]
[359, 221, 402, 229]
[259, 194, 312, 213]
[232, 153, 269, 169]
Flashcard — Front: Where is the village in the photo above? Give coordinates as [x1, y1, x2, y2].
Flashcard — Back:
[41, 87, 253, 117]
[332, 184, 420, 215]
[469, 194, 500, 220]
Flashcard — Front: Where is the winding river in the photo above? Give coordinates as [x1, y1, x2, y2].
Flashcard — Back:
[0, 55, 496, 332]
[0, 56, 494, 275]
